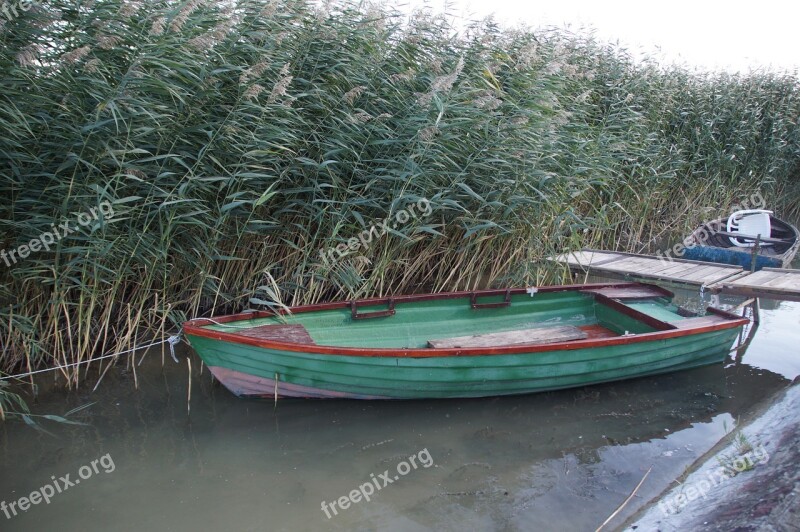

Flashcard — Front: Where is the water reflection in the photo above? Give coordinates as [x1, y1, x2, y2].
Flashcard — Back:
[0, 292, 797, 531]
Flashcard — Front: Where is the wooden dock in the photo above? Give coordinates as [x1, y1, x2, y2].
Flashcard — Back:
[711, 268, 800, 301]
[556, 249, 800, 301]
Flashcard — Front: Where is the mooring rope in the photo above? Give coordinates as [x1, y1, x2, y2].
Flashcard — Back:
[0, 334, 182, 382]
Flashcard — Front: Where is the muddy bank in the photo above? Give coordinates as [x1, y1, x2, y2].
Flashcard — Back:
[625, 379, 800, 530]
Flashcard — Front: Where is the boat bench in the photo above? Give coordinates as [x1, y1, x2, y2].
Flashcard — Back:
[235, 324, 316, 344]
[427, 325, 588, 349]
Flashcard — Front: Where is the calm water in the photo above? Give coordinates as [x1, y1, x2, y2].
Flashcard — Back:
[1, 284, 799, 531]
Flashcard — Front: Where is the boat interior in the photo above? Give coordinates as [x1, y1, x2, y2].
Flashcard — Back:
[192, 284, 742, 350]
[696, 215, 798, 257]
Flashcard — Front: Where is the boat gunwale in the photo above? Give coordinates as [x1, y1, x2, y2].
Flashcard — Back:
[183, 283, 750, 358]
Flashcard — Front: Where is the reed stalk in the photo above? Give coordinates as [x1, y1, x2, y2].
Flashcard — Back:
[0, 0, 798, 383]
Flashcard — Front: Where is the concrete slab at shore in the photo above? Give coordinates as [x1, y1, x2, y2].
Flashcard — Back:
[624, 381, 800, 530]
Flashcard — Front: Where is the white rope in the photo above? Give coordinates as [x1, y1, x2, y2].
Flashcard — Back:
[0, 335, 181, 382]
[168, 334, 181, 363]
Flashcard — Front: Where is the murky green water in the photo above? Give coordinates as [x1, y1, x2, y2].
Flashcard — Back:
[1, 283, 798, 531]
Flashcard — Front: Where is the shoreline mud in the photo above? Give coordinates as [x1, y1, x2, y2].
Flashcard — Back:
[625, 378, 800, 530]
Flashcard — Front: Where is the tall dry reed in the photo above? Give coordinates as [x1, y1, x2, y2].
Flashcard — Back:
[0, 0, 798, 382]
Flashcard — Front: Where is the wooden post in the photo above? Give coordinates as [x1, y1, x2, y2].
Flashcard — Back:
[750, 234, 761, 272]
[751, 298, 761, 324]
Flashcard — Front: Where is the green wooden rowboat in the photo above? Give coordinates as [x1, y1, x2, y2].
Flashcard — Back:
[183, 283, 749, 400]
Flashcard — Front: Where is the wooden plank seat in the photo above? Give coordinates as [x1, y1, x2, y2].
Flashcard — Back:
[234, 324, 316, 344]
[428, 325, 588, 349]
[581, 286, 668, 300]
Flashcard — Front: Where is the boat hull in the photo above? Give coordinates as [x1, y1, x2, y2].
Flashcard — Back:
[184, 283, 749, 400]
[684, 216, 799, 270]
[191, 328, 741, 399]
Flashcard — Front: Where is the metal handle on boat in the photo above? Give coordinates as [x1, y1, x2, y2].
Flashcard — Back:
[470, 290, 512, 309]
[350, 298, 396, 320]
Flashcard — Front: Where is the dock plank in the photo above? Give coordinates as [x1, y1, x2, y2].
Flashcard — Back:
[735, 271, 785, 285]
[596, 257, 667, 273]
[696, 272, 739, 284]
[561, 251, 626, 269]
[577, 253, 741, 285]
[760, 272, 800, 288]
[710, 268, 800, 301]
[554, 248, 800, 300]
[672, 265, 733, 282]
[646, 260, 694, 275]
[633, 263, 738, 285]
[722, 271, 783, 288]
[769, 276, 800, 289]
[754, 277, 800, 290]
[652, 262, 705, 277]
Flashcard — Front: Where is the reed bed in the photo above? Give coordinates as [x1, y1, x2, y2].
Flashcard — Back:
[0, 0, 798, 382]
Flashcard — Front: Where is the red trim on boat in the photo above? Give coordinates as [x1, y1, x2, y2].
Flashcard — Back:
[183, 283, 749, 358]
